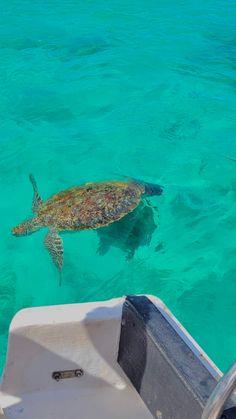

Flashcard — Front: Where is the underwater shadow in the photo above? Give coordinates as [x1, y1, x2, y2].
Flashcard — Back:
[96, 203, 158, 260]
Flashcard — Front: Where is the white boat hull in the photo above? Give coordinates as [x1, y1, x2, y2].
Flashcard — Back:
[1, 295, 233, 419]
[0, 297, 153, 418]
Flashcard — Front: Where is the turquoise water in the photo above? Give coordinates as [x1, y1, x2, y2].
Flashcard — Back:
[0, 0, 236, 374]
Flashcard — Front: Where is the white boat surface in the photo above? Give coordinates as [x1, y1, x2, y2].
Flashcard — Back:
[0, 295, 235, 419]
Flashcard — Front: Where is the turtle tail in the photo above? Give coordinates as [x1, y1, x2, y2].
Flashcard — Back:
[112, 172, 164, 197]
[142, 181, 163, 197]
[12, 217, 42, 236]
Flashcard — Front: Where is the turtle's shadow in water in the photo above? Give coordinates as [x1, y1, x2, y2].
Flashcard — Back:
[96, 203, 158, 260]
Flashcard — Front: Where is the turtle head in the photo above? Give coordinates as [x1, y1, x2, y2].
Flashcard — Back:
[12, 223, 29, 236]
[12, 218, 41, 236]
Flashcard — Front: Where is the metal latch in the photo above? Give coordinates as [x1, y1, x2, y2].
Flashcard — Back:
[52, 368, 84, 381]
[201, 362, 236, 419]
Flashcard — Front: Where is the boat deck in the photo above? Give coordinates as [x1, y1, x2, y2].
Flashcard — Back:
[2, 387, 153, 419]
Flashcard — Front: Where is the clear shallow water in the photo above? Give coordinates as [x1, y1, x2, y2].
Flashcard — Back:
[0, 0, 236, 374]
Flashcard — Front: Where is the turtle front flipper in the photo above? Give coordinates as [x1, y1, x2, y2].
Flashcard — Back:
[29, 174, 43, 213]
[44, 228, 64, 285]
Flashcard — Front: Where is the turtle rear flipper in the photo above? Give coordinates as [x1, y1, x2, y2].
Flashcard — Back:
[44, 228, 64, 285]
[29, 174, 44, 213]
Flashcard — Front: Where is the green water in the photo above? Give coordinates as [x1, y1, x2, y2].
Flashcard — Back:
[0, 0, 236, 374]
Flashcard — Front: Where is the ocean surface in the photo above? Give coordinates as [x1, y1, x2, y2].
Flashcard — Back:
[0, 0, 236, 375]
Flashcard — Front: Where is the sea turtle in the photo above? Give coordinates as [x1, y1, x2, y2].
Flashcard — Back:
[12, 175, 163, 283]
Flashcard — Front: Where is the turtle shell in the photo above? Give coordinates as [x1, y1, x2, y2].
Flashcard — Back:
[37, 181, 145, 231]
